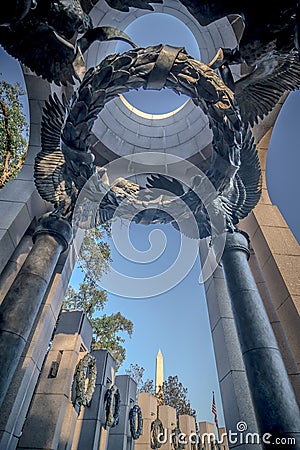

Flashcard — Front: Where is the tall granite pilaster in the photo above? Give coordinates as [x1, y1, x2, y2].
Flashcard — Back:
[0, 214, 73, 408]
[249, 118, 300, 377]
[240, 126, 300, 399]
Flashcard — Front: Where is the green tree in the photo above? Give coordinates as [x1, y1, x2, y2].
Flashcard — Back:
[62, 226, 133, 370]
[125, 364, 196, 417]
[91, 312, 133, 369]
[77, 226, 112, 280]
[64, 276, 108, 316]
[140, 378, 155, 394]
[125, 363, 154, 394]
[0, 80, 28, 188]
[163, 375, 196, 417]
[125, 363, 145, 389]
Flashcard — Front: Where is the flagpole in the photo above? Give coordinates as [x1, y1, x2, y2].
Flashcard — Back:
[211, 391, 219, 442]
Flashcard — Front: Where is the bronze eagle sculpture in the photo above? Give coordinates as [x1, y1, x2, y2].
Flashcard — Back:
[0, 0, 160, 85]
[179, 1, 300, 125]
[179, 1, 300, 61]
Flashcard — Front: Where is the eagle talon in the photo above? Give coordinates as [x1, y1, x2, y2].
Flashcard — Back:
[209, 46, 242, 69]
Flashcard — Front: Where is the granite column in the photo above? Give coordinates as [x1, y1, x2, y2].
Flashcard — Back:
[0, 215, 72, 407]
[221, 230, 300, 449]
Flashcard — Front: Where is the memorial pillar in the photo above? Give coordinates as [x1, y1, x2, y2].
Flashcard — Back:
[0, 228, 83, 450]
[135, 392, 157, 450]
[221, 230, 300, 448]
[158, 405, 177, 450]
[178, 415, 196, 450]
[218, 426, 229, 450]
[107, 375, 137, 450]
[247, 247, 300, 403]
[199, 422, 218, 450]
[17, 310, 93, 449]
[71, 349, 116, 450]
[0, 214, 72, 407]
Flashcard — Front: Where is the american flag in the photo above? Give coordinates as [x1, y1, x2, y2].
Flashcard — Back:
[212, 391, 219, 428]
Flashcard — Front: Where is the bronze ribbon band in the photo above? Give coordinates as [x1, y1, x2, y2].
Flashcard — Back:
[146, 45, 183, 90]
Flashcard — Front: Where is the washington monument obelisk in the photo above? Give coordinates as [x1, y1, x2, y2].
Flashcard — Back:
[155, 349, 164, 402]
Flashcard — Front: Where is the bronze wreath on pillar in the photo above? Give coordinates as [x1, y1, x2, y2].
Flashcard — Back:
[171, 426, 186, 450]
[150, 417, 164, 449]
[104, 385, 121, 428]
[73, 353, 97, 408]
[129, 404, 143, 439]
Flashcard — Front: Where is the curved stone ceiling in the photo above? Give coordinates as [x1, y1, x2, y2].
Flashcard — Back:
[84, 0, 239, 170]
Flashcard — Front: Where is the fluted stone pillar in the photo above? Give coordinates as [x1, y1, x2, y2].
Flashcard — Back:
[0, 214, 72, 407]
[221, 230, 300, 449]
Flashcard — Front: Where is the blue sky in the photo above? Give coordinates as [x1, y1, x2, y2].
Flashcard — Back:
[1, 11, 299, 428]
[115, 13, 200, 114]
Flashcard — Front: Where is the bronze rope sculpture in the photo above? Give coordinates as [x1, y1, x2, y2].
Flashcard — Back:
[34, 44, 261, 239]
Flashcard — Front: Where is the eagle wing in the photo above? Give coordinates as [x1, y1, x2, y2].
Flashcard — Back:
[221, 125, 262, 222]
[34, 93, 74, 205]
[144, 173, 209, 238]
[234, 50, 300, 126]
[145, 174, 185, 197]
[0, 18, 77, 85]
[144, 125, 261, 237]
[85, 177, 145, 227]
